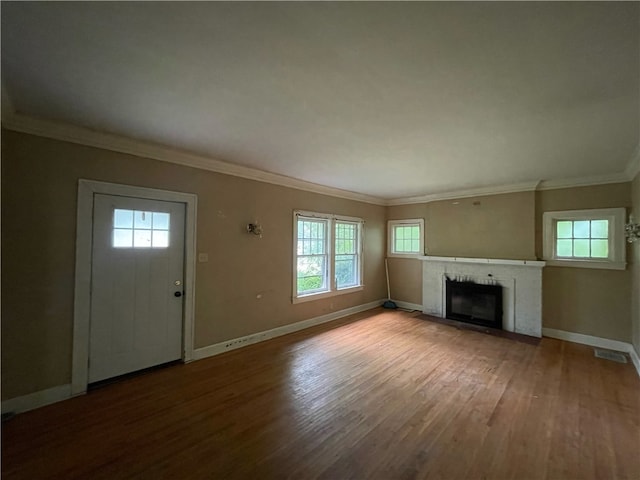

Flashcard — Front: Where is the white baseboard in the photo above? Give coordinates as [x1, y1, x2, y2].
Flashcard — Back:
[392, 300, 423, 311]
[193, 299, 386, 361]
[1, 383, 72, 415]
[1, 300, 386, 414]
[630, 347, 640, 377]
[543, 328, 640, 377]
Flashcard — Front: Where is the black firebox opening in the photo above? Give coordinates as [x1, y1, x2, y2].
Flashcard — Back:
[445, 278, 503, 330]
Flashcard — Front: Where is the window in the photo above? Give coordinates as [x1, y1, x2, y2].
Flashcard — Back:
[293, 210, 363, 302]
[388, 219, 425, 257]
[113, 209, 170, 248]
[542, 208, 626, 270]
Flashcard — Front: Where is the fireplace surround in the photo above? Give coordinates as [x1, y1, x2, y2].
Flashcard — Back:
[420, 256, 545, 337]
[446, 278, 503, 329]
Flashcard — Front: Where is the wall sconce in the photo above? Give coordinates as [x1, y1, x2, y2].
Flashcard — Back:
[247, 223, 263, 238]
[625, 214, 640, 243]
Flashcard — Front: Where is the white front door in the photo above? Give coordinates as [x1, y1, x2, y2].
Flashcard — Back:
[89, 194, 186, 383]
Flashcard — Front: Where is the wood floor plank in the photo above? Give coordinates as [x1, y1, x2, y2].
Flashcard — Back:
[3, 309, 639, 479]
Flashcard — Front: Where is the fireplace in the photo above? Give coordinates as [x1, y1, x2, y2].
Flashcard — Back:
[445, 278, 503, 329]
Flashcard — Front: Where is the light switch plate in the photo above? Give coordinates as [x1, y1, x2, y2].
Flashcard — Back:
[198, 253, 209, 263]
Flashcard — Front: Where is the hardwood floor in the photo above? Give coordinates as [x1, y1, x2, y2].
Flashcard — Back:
[3, 308, 639, 479]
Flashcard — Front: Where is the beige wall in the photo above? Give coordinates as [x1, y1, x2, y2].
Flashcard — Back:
[386, 191, 536, 305]
[2, 128, 635, 402]
[1, 130, 387, 400]
[631, 172, 640, 356]
[536, 183, 632, 342]
[387, 184, 633, 343]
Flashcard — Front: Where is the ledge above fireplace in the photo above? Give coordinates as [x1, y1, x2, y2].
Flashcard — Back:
[418, 255, 546, 268]
[419, 256, 545, 338]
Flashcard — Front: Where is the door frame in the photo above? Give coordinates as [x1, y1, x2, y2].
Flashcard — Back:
[72, 179, 198, 395]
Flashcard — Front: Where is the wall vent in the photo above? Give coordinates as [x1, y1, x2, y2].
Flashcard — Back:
[594, 348, 627, 363]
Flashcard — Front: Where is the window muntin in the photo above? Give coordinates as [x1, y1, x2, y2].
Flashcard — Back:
[113, 209, 170, 248]
[542, 208, 626, 270]
[335, 221, 360, 289]
[296, 218, 329, 295]
[294, 211, 363, 302]
[388, 219, 424, 256]
[555, 219, 608, 259]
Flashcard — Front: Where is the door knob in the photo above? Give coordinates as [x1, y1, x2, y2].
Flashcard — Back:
[174, 291, 182, 297]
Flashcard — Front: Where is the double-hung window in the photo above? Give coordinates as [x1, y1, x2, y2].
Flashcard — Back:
[293, 210, 363, 303]
[388, 219, 425, 257]
[542, 208, 626, 270]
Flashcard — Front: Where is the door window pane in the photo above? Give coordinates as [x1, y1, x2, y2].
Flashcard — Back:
[134, 211, 152, 229]
[114, 209, 133, 228]
[152, 230, 169, 248]
[152, 212, 170, 230]
[113, 229, 133, 248]
[113, 209, 170, 249]
[133, 229, 152, 248]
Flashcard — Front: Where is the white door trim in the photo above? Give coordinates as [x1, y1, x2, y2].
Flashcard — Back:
[73, 179, 197, 396]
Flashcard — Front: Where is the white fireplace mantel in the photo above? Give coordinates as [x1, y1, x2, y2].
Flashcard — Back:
[418, 255, 546, 268]
[419, 256, 545, 337]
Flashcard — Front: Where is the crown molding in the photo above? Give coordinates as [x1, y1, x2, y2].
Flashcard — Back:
[536, 172, 631, 191]
[1, 112, 386, 206]
[624, 142, 640, 181]
[386, 181, 541, 206]
[2, 112, 637, 207]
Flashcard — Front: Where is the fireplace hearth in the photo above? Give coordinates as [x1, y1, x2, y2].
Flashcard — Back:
[445, 278, 503, 330]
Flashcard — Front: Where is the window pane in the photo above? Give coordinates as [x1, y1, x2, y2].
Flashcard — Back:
[152, 212, 170, 230]
[396, 227, 405, 240]
[557, 221, 572, 239]
[113, 229, 132, 248]
[297, 256, 326, 294]
[134, 211, 152, 229]
[336, 223, 356, 255]
[591, 220, 608, 238]
[411, 226, 419, 239]
[152, 230, 169, 248]
[114, 209, 133, 229]
[573, 221, 590, 238]
[591, 239, 608, 258]
[573, 239, 589, 257]
[412, 239, 419, 252]
[557, 239, 572, 257]
[336, 254, 356, 288]
[133, 229, 152, 248]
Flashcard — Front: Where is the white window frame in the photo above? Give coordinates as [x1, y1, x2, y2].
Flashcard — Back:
[387, 219, 425, 258]
[293, 210, 364, 303]
[542, 207, 626, 270]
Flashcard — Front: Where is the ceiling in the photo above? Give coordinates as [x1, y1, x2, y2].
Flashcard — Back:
[2, 2, 639, 201]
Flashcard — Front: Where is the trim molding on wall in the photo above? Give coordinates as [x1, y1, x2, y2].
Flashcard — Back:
[385, 181, 541, 206]
[543, 328, 640, 377]
[192, 299, 386, 361]
[624, 143, 640, 180]
[1, 384, 72, 415]
[72, 180, 198, 396]
[2, 113, 638, 207]
[392, 301, 423, 311]
[536, 173, 632, 191]
[1, 113, 384, 206]
[2, 300, 387, 414]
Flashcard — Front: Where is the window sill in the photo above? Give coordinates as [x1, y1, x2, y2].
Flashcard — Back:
[387, 253, 424, 259]
[545, 259, 626, 271]
[292, 285, 364, 304]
